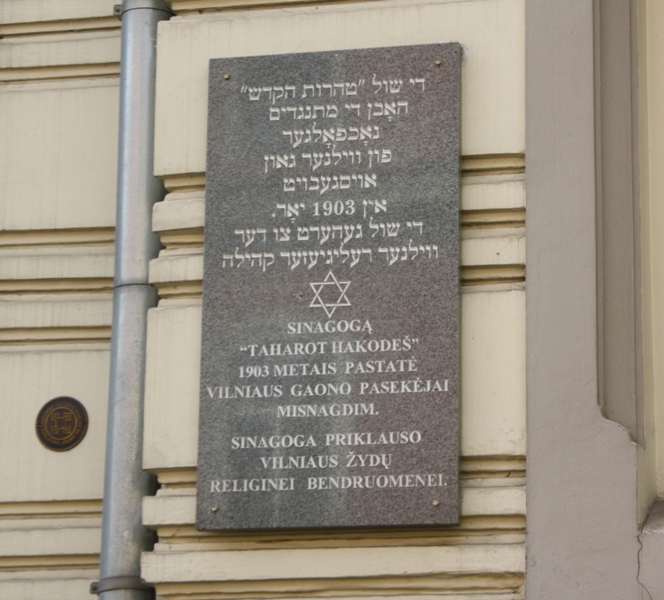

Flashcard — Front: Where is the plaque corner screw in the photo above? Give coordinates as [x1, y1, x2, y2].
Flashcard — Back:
[435, 60, 442, 66]
[223, 73, 231, 80]
[211, 506, 219, 512]
[432, 499, 440, 507]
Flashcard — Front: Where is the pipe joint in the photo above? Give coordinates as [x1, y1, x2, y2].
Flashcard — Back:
[117, 0, 173, 18]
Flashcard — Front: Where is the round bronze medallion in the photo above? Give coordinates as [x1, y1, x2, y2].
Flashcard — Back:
[35, 397, 89, 451]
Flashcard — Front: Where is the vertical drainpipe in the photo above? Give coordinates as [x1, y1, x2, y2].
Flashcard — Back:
[92, 1, 172, 599]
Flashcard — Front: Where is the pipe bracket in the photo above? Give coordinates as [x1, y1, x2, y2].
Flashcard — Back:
[90, 576, 152, 595]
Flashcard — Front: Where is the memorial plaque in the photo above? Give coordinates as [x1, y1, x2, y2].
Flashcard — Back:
[197, 44, 461, 530]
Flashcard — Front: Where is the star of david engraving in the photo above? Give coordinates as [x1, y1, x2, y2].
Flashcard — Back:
[309, 271, 351, 318]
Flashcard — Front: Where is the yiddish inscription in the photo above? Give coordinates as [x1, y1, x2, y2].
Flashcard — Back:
[197, 44, 461, 529]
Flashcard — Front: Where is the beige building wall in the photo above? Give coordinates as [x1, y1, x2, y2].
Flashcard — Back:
[0, 1, 120, 597]
[6, 0, 664, 598]
[142, 1, 526, 598]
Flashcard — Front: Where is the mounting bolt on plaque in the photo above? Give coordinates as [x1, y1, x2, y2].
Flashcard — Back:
[211, 506, 219, 512]
[223, 74, 230, 80]
[436, 59, 442, 66]
[432, 500, 440, 507]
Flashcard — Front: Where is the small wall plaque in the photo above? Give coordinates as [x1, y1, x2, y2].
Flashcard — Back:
[197, 44, 461, 530]
[36, 396, 89, 451]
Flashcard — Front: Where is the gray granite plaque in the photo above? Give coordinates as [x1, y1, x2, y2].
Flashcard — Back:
[197, 44, 461, 530]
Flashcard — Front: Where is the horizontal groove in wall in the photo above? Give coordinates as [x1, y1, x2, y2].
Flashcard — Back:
[0, 500, 102, 519]
[461, 457, 525, 478]
[156, 582, 523, 600]
[148, 470, 526, 535]
[146, 488, 525, 525]
[0, 279, 114, 295]
[160, 230, 205, 249]
[0, 18, 120, 38]
[0, 327, 111, 344]
[150, 215, 525, 297]
[151, 528, 526, 548]
[462, 265, 525, 286]
[171, 0, 384, 15]
[158, 469, 199, 488]
[462, 209, 525, 228]
[151, 267, 524, 300]
[150, 255, 526, 299]
[0, 343, 110, 356]
[160, 156, 525, 193]
[0, 63, 120, 84]
[0, 555, 99, 572]
[154, 286, 203, 300]
[150, 514, 526, 533]
[162, 593, 522, 600]
[154, 573, 525, 592]
[0, 228, 115, 249]
[156, 212, 526, 250]
[155, 578, 523, 600]
[460, 155, 525, 175]
[154, 457, 525, 489]
[143, 555, 525, 593]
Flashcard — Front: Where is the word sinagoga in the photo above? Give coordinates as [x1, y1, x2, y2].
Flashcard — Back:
[287, 319, 373, 334]
[230, 430, 422, 449]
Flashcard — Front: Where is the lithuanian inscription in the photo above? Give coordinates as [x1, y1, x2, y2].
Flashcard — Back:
[196, 44, 461, 529]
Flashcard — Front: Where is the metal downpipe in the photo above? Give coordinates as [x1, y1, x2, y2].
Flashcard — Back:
[94, 1, 172, 599]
